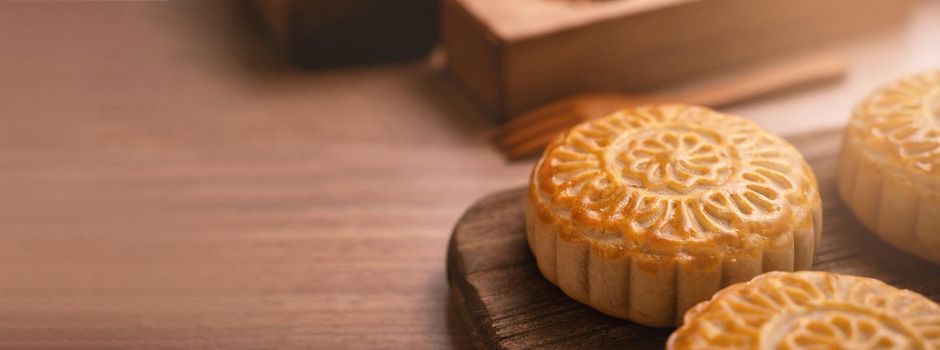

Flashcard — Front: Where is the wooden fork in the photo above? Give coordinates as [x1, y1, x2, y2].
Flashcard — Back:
[497, 53, 847, 159]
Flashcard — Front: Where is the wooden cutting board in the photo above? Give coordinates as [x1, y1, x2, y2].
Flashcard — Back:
[446, 128, 940, 350]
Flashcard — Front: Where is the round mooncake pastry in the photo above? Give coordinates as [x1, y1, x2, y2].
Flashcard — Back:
[839, 70, 940, 264]
[667, 271, 940, 350]
[526, 104, 822, 327]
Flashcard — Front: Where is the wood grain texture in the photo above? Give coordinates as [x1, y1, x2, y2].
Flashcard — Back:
[0, 2, 521, 349]
[448, 128, 940, 350]
[0, 1, 937, 349]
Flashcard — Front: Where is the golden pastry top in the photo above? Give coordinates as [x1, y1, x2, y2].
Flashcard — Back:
[667, 271, 940, 350]
[529, 105, 819, 258]
[848, 70, 940, 175]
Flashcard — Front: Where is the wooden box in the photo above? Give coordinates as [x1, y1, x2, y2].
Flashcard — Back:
[441, 0, 915, 118]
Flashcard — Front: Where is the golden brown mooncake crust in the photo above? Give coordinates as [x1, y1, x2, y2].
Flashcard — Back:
[526, 104, 822, 327]
[667, 271, 940, 350]
[839, 69, 940, 264]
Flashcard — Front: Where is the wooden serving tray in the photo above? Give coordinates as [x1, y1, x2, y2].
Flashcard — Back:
[447, 128, 940, 349]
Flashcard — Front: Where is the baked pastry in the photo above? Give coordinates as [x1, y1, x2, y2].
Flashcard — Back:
[526, 104, 822, 327]
[839, 69, 940, 264]
[667, 271, 940, 350]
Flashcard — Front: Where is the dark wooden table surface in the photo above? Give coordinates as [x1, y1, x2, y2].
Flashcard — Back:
[0, 1, 936, 349]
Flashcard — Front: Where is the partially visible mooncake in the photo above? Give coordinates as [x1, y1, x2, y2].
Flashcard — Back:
[527, 104, 822, 327]
[839, 70, 940, 264]
[668, 271, 940, 350]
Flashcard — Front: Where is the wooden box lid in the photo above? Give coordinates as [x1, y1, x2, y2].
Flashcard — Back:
[442, 0, 915, 118]
[456, 0, 695, 41]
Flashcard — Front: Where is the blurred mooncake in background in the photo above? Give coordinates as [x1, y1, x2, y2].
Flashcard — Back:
[667, 271, 940, 350]
[526, 105, 822, 327]
[839, 70, 940, 264]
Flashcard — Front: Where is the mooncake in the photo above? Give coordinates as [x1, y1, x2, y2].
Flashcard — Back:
[839, 69, 940, 264]
[668, 271, 940, 349]
[526, 104, 822, 327]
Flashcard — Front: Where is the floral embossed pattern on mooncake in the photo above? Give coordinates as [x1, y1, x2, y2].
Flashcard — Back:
[526, 104, 822, 327]
[839, 70, 940, 264]
[668, 271, 940, 350]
